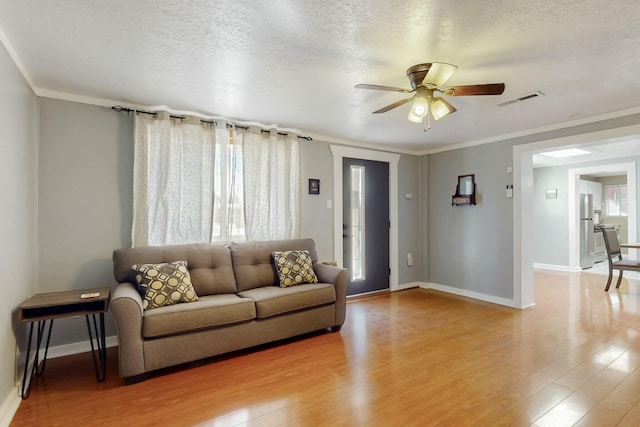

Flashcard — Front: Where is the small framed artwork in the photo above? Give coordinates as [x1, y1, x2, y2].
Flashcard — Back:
[309, 179, 320, 195]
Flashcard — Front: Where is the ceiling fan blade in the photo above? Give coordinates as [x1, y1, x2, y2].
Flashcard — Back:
[423, 62, 458, 88]
[442, 83, 505, 96]
[355, 84, 412, 93]
[372, 97, 413, 114]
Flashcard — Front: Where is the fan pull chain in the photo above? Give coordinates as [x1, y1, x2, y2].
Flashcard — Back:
[423, 113, 431, 132]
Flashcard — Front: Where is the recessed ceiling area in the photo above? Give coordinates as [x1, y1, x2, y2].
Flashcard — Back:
[2, 1, 640, 152]
[532, 136, 640, 168]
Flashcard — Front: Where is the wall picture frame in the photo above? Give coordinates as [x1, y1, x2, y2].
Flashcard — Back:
[452, 173, 477, 206]
[309, 179, 320, 195]
[458, 174, 474, 196]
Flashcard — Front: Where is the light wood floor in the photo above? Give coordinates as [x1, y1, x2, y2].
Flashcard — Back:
[11, 271, 640, 426]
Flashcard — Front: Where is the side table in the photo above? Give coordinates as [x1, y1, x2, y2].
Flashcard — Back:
[18, 287, 111, 399]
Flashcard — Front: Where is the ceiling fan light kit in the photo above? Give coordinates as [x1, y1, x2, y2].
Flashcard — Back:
[431, 97, 456, 120]
[408, 87, 430, 123]
[407, 108, 425, 123]
[356, 62, 505, 129]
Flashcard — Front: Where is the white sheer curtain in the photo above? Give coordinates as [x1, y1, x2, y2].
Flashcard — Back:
[132, 112, 215, 246]
[243, 129, 300, 240]
[132, 113, 298, 246]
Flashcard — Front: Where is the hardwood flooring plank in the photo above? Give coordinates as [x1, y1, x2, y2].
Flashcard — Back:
[10, 271, 640, 426]
[573, 354, 640, 426]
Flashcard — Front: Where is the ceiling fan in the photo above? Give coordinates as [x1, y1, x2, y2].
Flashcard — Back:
[355, 62, 505, 128]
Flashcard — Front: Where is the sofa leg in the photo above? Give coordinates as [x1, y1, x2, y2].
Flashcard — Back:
[331, 325, 342, 332]
[124, 373, 148, 385]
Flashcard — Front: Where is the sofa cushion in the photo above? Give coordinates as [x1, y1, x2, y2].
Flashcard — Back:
[230, 239, 319, 291]
[142, 294, 256, 338]
[132, 261, 199, 311]
[113, 243, 238, 296]
[272, 250, 318, 287]
[237, 283, 335, 319]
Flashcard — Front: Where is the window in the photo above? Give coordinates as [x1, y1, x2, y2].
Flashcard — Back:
[211, 128, 245, 242]
[604, 184, 627, 217]
[132, 114, 300, 247]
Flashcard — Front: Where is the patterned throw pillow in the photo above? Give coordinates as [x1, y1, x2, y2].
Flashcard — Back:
[272, 250, 318, 288]
[132, 260, 198, 311]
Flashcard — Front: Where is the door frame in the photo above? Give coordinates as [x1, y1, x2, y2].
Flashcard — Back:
[514, 123, 640, 309]
[330, 145, 400, 291]
[568, 162, 637, 268]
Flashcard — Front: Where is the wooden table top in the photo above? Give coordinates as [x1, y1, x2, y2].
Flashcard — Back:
[18, 287, 111, 322]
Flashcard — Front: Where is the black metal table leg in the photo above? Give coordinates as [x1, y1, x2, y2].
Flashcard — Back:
[85, 313, 106, 382]
[21, 319, 54, 399]
[21, 323, 34, 399]
[35, 319, 54, 376]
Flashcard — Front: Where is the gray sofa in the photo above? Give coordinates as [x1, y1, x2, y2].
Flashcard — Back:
[111, 238, 349, 383]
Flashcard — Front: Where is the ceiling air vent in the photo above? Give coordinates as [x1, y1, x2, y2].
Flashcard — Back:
[498, 91, 545, 107]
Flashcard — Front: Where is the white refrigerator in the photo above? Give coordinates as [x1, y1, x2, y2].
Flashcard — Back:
[580, 194, 594, 269]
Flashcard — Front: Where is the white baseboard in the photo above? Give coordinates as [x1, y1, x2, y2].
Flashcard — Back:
[419, 282, 519, 308]
[0, 387, 21, 427]
[46, 335, 118, 359]
[534, 263, 580, 272]
[397, 282, 420, 291]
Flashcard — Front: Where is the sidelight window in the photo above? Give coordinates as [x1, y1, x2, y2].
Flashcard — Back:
[350, 165, 366, 281]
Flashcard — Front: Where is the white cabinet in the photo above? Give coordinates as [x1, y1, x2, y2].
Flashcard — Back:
[591, 181, 602, 212]
[579, 180, 589, 194]
[579, 179, 603, 212]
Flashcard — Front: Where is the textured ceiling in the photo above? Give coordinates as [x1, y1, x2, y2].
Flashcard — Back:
[2, 0, 640, 152]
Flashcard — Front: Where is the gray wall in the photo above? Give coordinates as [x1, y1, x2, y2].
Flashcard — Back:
[299, 142, 421, 285]
[420, 155, 429, 282]
[427, 140, 514, 299]
[300, 140, 334, 262]
[426, 113, 640, 300]
[35, 99, 421, 349]
[533, 166, 571, 265]
[398, 154, 421, 285]
[299, 143, 421, 284]
[38, 98, 133, 344]
[0, 43, 39, 405]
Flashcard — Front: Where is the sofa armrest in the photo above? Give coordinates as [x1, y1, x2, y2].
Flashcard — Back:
[314, 263, 350, 328]
[110, 282, 145, 379]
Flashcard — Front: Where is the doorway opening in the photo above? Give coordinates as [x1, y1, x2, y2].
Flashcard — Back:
[514, 123, 640, 309]
[568, 163, 637, 268]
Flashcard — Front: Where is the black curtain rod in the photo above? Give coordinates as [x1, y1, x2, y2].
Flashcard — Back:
[112, 106, 216, 125]
[112, 106, 312, 141]
[224, 123, 312, 141]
